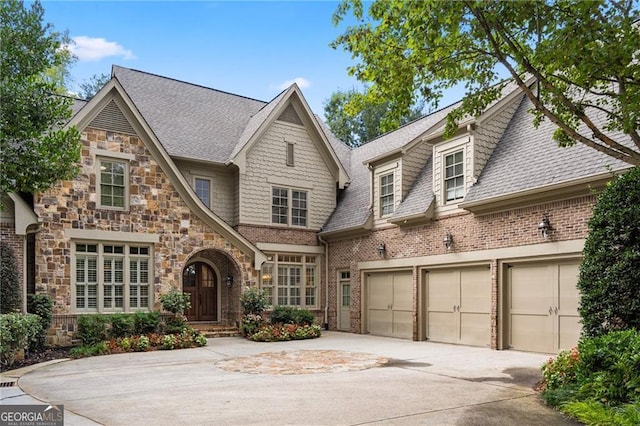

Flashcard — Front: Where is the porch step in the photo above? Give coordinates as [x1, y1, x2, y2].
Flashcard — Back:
[189, 323, 242, 338]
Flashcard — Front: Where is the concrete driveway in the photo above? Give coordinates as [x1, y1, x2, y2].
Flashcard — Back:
[2, 332, 579, 425]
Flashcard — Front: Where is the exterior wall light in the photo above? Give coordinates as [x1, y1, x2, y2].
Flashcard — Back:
[538, 215, 551, 240]
[226, 275, 233, 287]
[377, 242, 386, 257]
[443, 233, 453, 251]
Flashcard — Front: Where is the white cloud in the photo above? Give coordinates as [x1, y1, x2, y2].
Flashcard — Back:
[274, 77, 310, 91]
[67, 36, 135, 61]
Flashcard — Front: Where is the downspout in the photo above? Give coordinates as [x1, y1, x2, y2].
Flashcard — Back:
[318, 234, 329, 330]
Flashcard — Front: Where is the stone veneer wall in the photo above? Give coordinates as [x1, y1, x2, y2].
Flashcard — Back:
[325, 195, 595, 347]
[34, 128, 258, 316]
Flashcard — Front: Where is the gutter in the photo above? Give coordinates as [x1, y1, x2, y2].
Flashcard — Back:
[318, 234, 329, 330]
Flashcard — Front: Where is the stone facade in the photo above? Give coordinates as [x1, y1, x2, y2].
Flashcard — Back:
[34, 127, 257, 318]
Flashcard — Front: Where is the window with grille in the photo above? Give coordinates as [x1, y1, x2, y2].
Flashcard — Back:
[271, 187, 308, 227]
[194, 177, 211, 208]
[261, 254, 317, 308]
[444, 150, 465, 202]
[98, 159, 127, 209]
[74, 242, 151, 312]
[379, 173, 394, 216]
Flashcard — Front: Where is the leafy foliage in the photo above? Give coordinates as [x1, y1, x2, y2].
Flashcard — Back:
[332, 0, 640, 165]
[0, 313, 42, 368]
[578, 167, 640, 337]
[110, 313, 136, 338]
[270, 306, 316, 326]
[324, 88, 423, 147]
[76, 314, 108, 346]
[248, 324, 322, 342]
[160, 290, 191, 316]
[27, 294, 53, 351]
[540, 330, 640, 424]
[0, 242, 21, 313]
[239, 287, 268, 315]
[78, 73, 110, 100]
[134, 311, 160, 335]
[0, 0, 81, 193]
[241, 313, 264, 337]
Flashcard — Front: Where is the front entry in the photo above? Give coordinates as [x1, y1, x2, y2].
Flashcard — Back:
[183, 262, 218, 321]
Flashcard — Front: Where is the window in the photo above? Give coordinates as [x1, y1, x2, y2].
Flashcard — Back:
[339, 271, 350, 307]
[444, 150, 464, 202]
[75, 242, 151, 312]
[261, 254, 317, 308]
[271, 187, 308, 227]
[99, 159, 127, 209]
[194, 177, 211, 208]
[286, 142, 294, 166]
[379, 173, 394, 216]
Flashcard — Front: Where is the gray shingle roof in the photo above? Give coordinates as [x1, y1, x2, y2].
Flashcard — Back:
[321, 104, 459, 234]
[391, 158, 434, 221]
[113, 66, 267, 163]
[464, 96, 631, 203]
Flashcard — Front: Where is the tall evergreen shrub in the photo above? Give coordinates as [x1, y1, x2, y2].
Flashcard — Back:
[0, 242, 21, 313]
[578, 167, 640, 337]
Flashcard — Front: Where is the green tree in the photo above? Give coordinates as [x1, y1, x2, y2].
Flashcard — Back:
[332, 0, 640, 165]
[0, 0, 81, 194]
[78, 73, 110, 100]
[0, 243, 21, 314]
[324, 88, 423, 147]
[578, 167, 640, 337]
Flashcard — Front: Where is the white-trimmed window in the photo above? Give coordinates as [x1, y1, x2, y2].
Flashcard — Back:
[339, 270, 351, 307]
[74, 242, 151, 312]
[98, 158, 128, 209]
[271, 187, 308, 227]
[379, 172, 394, 216]
[194, 177, 211, 208]
[261, 254, 317, 308]
[444, 150, 464, 202]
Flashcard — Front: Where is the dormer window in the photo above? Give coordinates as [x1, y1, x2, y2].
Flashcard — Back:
[444, 150, 464, 202]
[380, 172, 394, 216]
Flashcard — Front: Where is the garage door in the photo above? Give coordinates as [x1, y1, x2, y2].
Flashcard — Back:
[507, 260, 581, 353]
[367, 271, 413, 339]
[425, 267, 490, 347]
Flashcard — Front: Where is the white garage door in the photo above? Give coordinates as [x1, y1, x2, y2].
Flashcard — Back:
[367, 271, 413, 339]
[507, 260, 581, 353]
[425, 267, 490, 347]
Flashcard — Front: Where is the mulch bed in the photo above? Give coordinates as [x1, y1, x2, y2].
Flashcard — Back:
[4, 347, 74, 372]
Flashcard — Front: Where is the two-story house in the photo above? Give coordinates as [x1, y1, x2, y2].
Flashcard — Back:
[1, 65, 630, 353]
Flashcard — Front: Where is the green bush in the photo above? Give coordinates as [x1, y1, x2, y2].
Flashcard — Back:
[0, 313, 42, 367]
[163, 316, 189, 335]
[578, 167, 640, 337]
[27, 294, 53, 351]
[109, 313, 135, 338]
[160, 290, 191, 316]
[240, 287, 268, 315]
[134, 311, 160, 335]
[0, 243, 21, 314]
[249, 323, 321, 342]
[76, 314, 108, 346]
[575, 329, 640, 406]
[241, 313, 264, 337]
[69, 342, 108, 358]
[270, 306, 315, 325]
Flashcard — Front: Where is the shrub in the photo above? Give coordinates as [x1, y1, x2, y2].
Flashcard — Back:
[69, 342, 108, 358]
[160, 290, 191, 316]
[76, 314, 108, 346]
[575, 329, 640, 406]
[578, 167, 640, 337]
[134, 311, 160, 335]
[270, 306, 315, 325]
[541, 347, 580, 391]
[249, 324, 321, 342]
[110, 313, 135, 338]
[0, 243, 21, 314]
[27, 294, 53, 351]
[241, 313, 264, 337]
[163, 316, 189, 334]
[0, 313, 42, 367]
[240, 287, 268, 315]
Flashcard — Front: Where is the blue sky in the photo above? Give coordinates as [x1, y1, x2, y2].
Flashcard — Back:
[42, 1, 368, 117]
[42, 1, 466, 119]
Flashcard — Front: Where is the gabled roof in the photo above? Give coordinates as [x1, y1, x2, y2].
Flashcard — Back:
[462, 95, 631, 210]
[112, 66, 266, 163]
[389, 158, 435, 225]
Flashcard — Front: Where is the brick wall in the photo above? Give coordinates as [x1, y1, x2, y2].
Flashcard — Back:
[0, 222, 24, 307]
[326, 195, 595, 339]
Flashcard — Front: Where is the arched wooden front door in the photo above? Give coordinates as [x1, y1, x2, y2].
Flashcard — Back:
[183, 262, 218, 321]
